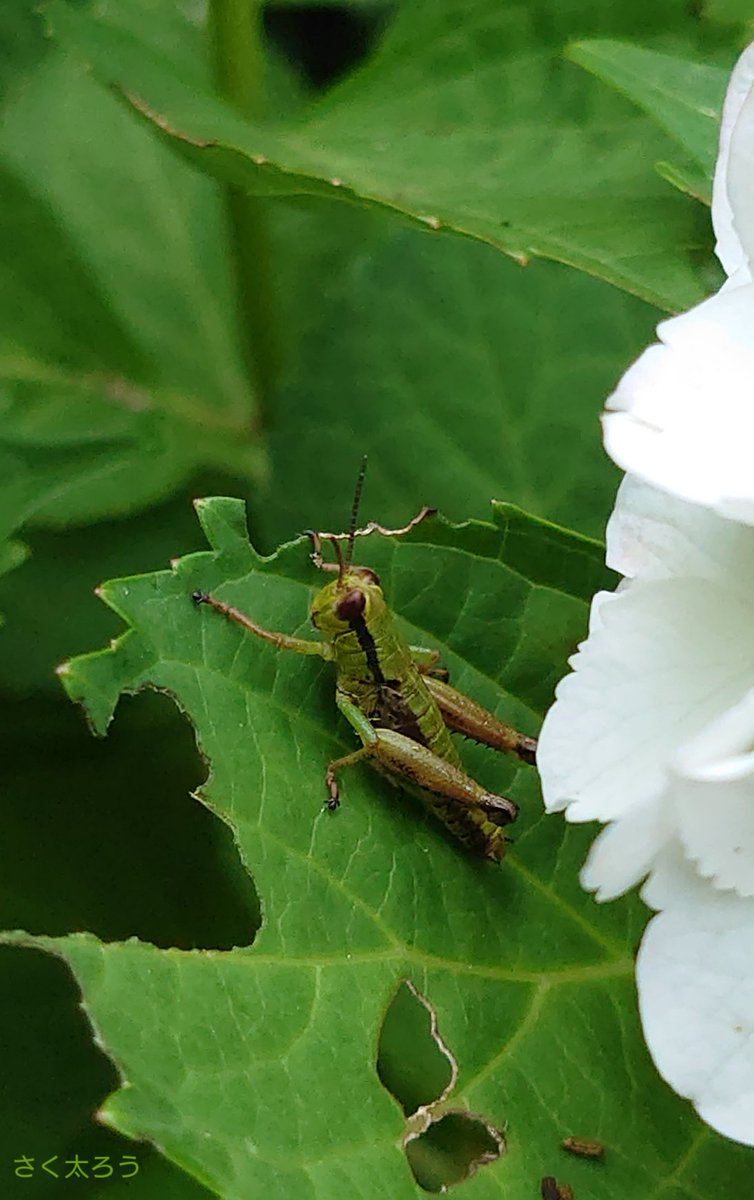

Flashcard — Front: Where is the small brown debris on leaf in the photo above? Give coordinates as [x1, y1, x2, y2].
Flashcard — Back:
[541, 1178, 572, 1200]
[562, 1136, 605, 1161]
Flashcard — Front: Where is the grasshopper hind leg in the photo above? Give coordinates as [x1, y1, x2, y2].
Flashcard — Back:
[423, 675, 537, 765]
[332, 692, 518, 857]
[411, 648, 537, 765]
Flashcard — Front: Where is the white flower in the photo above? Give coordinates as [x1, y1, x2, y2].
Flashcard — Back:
[538, 42, 754, 1145]
[602, 43, 754, 528]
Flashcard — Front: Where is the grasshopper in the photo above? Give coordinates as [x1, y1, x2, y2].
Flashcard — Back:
[192, 463, 537, 861]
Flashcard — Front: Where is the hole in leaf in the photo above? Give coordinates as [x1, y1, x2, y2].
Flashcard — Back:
[376, 980, 455, 1115]
[0, 945, 118, 1155]
[406, 1111, 504, 1194]
[376, 982, 504, 1192]
[0, 692, 261, 949]
[0, 945, 215, 1196]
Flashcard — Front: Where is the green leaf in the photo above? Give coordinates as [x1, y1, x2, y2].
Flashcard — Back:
[47, 0, 712, 312]
[0, 691, 259, 944]
[656, 158, 713, 203]
[0, 201, 652, 689]
[568, 40, 730, 202]
[0, 944, 119, 1177]
[0, 160, 145, 378]
[0, 686, 255, 1196]
[0, 50, 263, 536]
[0, 531, 26, 628]
[406, 1110, 503, 1193]
[0, 157, 194, 531]
[703, 0, 754, 28]
[0, 946, 215, 1199]
[268, 0, 392, 5]
[10, 496, 748, 1197]
[0, 537, 26, 582]
[0, 0, 53, 104]
[0, 51, 255, 422]
[0, 494, 203, 694]
[260, 206, 658, 548]
[0, 373, 249, 533]
[90, 1153, 216, 1199]
[377, 980, 456, 1119]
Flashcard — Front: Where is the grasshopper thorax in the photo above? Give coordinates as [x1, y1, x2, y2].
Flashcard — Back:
[310, 567, 387, 639]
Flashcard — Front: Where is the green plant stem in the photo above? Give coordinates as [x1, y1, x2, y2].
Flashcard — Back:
[208, 0, 279, 425]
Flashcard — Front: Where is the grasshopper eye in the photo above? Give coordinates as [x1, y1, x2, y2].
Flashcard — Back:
[334, 588, 366, 621]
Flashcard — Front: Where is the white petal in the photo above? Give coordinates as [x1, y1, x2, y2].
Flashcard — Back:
[579, 798, 671, 900]
[712, 41, 754, 278]
[537, 577, 754, 823]
[641, 843, 714, 911]
[723, 54, 754, 280]
[606, 475, 754, 603]
[637, 886, 754, 1145]
[671, 688, 754, 897]
[603, 284, 754, 523]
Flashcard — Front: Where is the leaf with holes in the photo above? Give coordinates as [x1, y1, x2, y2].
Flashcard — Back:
[6, 497, 753, 1197]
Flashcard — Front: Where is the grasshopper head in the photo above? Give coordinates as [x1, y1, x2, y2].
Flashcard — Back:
[310, 567, 388, 637]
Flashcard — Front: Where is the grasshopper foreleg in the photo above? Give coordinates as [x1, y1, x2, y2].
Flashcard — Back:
[324, 746, 371, 810]
[333, 692, 518, 825]
[192, 591, 331, 658]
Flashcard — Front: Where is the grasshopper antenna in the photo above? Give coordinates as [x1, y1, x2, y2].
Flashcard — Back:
[306, 455, 368, 577]
[342, 455, 368, 578]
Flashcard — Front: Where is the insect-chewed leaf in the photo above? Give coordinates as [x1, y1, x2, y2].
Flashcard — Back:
[13, 496, 745, 1199]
